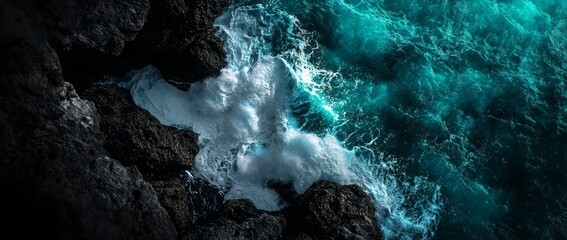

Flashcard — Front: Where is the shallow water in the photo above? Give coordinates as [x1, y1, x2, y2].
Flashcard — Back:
[119, 1, 567, 239]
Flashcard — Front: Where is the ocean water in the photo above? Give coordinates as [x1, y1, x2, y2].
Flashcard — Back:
[119, 0, 567, 239]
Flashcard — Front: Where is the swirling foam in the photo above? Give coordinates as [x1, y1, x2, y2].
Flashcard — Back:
[118, 3, 442, 239]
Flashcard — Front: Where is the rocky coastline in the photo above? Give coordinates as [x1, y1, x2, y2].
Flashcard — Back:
[0, 0, 382, 239]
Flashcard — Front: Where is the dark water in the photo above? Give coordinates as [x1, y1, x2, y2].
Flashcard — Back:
[123, 0, 567, 239]
[247, 0, 567, 239]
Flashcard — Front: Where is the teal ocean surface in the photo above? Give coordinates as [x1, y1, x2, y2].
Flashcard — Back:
[120, 0, 567, 239]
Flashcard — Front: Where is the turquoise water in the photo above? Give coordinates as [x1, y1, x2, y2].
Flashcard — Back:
[121, 0, 567, 239]
[254, 1, 567, 239]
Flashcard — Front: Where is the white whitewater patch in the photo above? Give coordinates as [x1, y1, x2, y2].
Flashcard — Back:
[118, 3, 441, 239]
[121, 57, 357, 210]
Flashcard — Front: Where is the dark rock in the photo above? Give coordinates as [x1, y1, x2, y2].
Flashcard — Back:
[2, 0, 228, 236]
[152, 179, 191, 232]
[120, 0, 229, 87]
[267, 180, 300, 204]
[54, 0, 230, 93]
[39, 0, 151, 55]
[186, 175, 226, 225]
[57, 47, 126, 95]
[42, 0, 150, 94]
[183, 199, 287, 240]
[83, 84, 202, 232]
[181, 180, 382, 240]
[0, 47, 177, 240]
[0, 0, 177, 239]
[83, 84, 199, 181]
[283, 181, 383, 240]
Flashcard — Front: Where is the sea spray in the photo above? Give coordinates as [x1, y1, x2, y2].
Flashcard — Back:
[119, 2, 443, 239]
[117, 0, 567, 239]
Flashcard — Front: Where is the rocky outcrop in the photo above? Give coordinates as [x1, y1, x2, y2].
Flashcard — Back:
[283, 181, 383, 240]
[152, 179, 192, 233]
[184, 200, 287, 240]
[83, 84, 200, 232]
[57, 0, 230, 92]
[83, 85, 198, 181]
[40, 0, 151, 55]
[120, 0, 229, 88]
[0, 41, 176, 240]
[181, 181, 382, 240]
[186, 175, 226, 225]
[0, 0, 213, 239]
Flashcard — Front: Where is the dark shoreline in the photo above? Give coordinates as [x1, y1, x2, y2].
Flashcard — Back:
[0, 0, 381, 239]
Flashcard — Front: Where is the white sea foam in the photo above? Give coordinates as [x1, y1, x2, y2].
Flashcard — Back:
[119, 3, 441, 239]
[122, 54, 359, 210]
